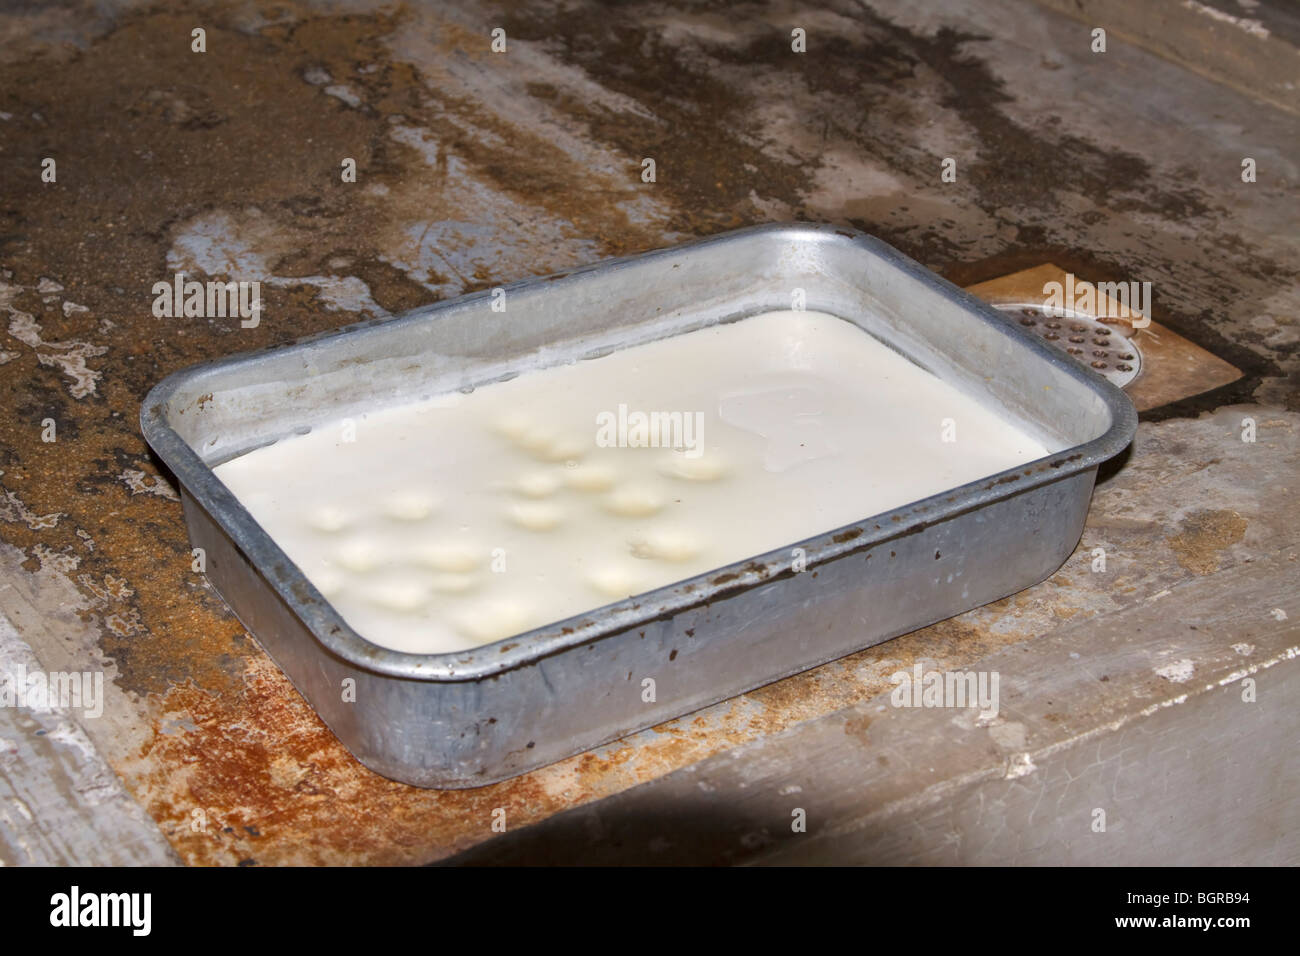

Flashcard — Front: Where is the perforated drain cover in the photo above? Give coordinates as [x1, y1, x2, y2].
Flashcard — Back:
[993, 302, 1142, 389]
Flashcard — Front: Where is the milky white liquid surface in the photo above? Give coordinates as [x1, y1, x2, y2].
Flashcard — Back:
[213, 310, 1050, 654]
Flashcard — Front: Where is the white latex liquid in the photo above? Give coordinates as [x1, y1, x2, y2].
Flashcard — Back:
[213, 310, 1050, 654]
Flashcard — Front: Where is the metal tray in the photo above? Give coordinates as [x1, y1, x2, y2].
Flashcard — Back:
[140, 223, 1136, 788]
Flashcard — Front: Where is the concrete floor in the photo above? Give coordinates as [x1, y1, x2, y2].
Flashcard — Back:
[0, 0, 1296, 865]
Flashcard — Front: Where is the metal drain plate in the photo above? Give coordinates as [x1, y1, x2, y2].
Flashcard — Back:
[994, 302, 1142, 389]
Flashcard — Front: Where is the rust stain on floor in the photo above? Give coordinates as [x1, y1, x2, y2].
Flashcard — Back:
[128, 599, 1034, 865]
[1167, 509, 1248, 575]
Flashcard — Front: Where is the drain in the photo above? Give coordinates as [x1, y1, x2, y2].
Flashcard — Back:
[993, 302, 1142, 389]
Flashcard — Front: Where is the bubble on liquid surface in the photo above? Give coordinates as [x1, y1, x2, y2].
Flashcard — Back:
[307, 504, 351, 533]
[629, 527, 703, 562]
[565, 463, 617, 492]
[410, 542, 481, 573]
[381, 491, 437, 521]
[490, 412, 531, 442]
[508, 501, 564, 531]
[604, 484, 664, 517]
[513, 471, 562, 498]
[657, 451, 727, 481]
[335, 537, 383, 572]
[513, 424, 559, 455]
[535, 434, 588, 463]
[430, 573, 478, 594]
[586, 563, 648, 598]
[367, 574, 430, 612]
[310, 568, 346, 597]
[454, 600, 535, 643]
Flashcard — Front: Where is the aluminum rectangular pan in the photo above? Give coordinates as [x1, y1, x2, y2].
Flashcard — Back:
[140, 223, 1136, 788]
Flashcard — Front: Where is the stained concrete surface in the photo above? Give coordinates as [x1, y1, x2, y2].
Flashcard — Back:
[1032, 0, 1300, 117]
[0, 0, 1295, 864]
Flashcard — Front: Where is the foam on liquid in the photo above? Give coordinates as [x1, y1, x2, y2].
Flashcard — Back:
[213, 310, 1050, 654]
